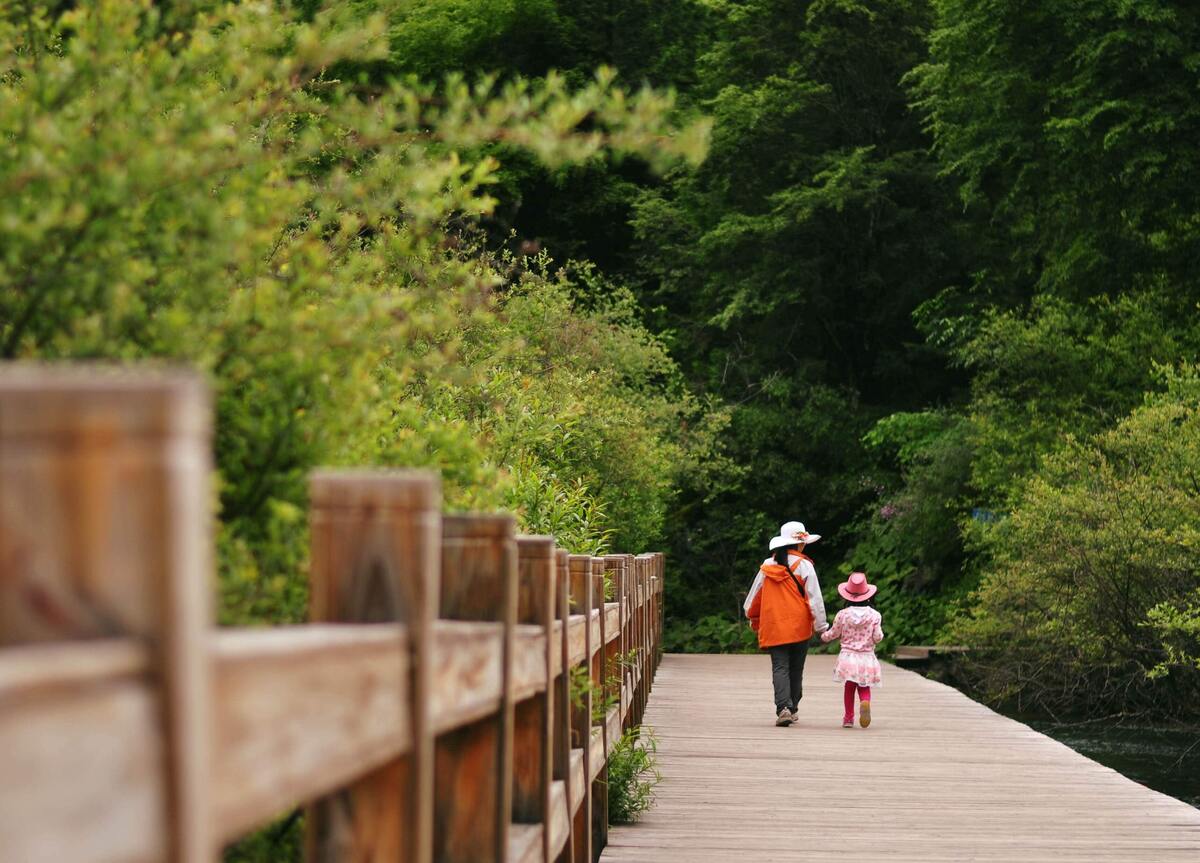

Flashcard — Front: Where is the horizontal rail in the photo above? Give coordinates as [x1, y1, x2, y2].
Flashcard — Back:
[0, 606, 658, 853]
[0, 366, 666, 863]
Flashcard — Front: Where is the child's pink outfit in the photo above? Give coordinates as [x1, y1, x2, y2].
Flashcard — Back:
[821, 606, 884, 684]
[821, 606, 883, 724]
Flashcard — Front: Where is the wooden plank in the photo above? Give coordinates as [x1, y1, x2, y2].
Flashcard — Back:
[568, 749, 586, 819]
[0, 641, 164, 863]
[213, 625, 410, 842]
[600, 655, 1200, 862]
[547, 780, 570, 860]
[306, 470, 439, 863]
[604, 604, 620, 643]
[0, 366, 214, 863]
[604, 706, 622, 753]
[568, 614, 588, 666]
[1, 621, 560, 857]
[513, 535, 555, 863]
[507, 824, 542, 863]
[513, 624, 551, 700]
[435, 514, 517, 863]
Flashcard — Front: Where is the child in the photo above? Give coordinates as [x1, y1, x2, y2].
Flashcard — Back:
[820, 572, 883, 728]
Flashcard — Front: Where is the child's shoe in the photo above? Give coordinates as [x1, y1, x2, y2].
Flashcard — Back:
[775, 708, 794, 727]
[859, 701, 871, 728]
[841, 716, 854, 728]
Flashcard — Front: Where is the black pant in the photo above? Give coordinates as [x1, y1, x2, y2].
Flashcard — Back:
[768, 641, 809, 713]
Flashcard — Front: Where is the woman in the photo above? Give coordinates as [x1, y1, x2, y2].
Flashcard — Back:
[744, 521, 829, 725]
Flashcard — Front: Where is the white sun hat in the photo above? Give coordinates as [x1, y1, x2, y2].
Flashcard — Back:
[767, 521, 822, 550]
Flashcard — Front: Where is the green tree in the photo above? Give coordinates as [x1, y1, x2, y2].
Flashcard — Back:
[0, 0, 709, 628]
[949, 367, 1200, 720]
[630, 0, 964, 620]
[911, 0, 1200, 307]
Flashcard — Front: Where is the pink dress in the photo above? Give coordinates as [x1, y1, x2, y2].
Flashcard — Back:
[821, 607, 884, 686]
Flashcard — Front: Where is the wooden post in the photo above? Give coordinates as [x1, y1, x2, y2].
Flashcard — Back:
[553, 548, 572, 863]
[653, 553, 665, 669]
[651, 575, 659, 678]
[514, 536, 555, 862]
[590, 558, 608, 861]
[0, 367, 215, 863]
[636, 555, 651, 725]
[436, 514, 517, 863]
[628, 554, 637, 721]
[567, 554, 592, 863]
[602, 557, 622, 728]
[307, 470, 440, 863]
[641, 557, 651, 716]
[603, 556, 626, 728]
[628, 557, 639, 726]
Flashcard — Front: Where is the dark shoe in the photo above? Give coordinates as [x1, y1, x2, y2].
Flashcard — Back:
[775, 708, 794, 726]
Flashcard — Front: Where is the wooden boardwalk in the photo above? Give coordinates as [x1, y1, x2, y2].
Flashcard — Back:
[602, 654, 1200, 862]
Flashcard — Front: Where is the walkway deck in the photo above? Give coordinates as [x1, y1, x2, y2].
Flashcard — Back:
[602, 654, 1200, 862]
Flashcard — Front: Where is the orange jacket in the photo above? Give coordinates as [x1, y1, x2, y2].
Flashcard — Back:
[745, 552, 816, 648]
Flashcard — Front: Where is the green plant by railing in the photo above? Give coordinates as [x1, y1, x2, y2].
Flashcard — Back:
[605, 728, 661, 825]
[570, 663, 617, 724]
[569, 648, 642, 724]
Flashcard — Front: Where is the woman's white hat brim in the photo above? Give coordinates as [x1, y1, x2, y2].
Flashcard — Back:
[768, 532, 821, 550]
[776, 521, 821, 546]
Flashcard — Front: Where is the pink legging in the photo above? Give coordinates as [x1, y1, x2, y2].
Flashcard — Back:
[843, 681, 871, 718]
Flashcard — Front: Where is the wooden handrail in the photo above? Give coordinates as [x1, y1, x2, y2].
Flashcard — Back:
[0, 366, 665, 863]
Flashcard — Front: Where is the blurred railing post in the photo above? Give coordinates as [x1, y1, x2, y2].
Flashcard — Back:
[553, 548, 574, 863]
[436, 514, 517, 863]
[306, 470, 440, 863]
[0, 367, 216, 863]
[0, 364, 669, 863]
[514, 535, 556, 861]
[653, 553, 665, 670]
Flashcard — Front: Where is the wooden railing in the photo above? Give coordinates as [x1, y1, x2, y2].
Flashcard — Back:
[0, 367, 664, 863]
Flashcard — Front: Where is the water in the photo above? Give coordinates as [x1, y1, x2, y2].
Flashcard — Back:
[1019, 718, 1200, 809]
[913, 660, 1200, 809]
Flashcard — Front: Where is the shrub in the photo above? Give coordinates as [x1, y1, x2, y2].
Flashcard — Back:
[606, 728, 661, 825]
[948, 366, 1200, 720]
[0, 1, 712, 626]
[664, 613, 758, 653]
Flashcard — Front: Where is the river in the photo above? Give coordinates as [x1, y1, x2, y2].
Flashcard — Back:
[1020, 718, 1200, 809]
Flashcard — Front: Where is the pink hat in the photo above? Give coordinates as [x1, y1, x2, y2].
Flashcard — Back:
[837, 572, 877, 602]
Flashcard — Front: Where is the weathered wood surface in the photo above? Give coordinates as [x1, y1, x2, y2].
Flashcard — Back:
[305, 470, 439, 863]
[601, 653, 1200, 862]
[0, 368, 215, 862]
[0, 366, 668, 863]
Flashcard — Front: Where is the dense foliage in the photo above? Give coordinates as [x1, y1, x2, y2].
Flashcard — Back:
[0, 0, 714, 630]
[948, 369, 1200, 719]
[7, 0, 1200, 742]
[425, 0, 1200, 719]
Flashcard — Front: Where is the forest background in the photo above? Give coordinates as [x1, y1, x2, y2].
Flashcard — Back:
[3, 0, 1199, 737]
